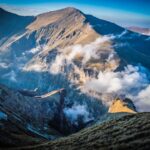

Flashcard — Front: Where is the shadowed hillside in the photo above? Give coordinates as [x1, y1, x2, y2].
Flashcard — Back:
[0, 8, 35, 40]
[5, 113, 150, 150]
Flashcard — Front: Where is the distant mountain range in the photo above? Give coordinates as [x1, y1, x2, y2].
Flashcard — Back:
[0, 7, 150, 149]
[127, 26, 150, 36]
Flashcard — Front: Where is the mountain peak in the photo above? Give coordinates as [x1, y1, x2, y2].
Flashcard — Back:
[108, 98, 137, 113]
[53, 7, 82, 14]
[61, 7, 81, 12]
[37, 6, 83, 18]
[27, 7, 85, 31]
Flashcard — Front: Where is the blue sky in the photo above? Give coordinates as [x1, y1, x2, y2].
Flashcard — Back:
[0, 0, 150, 27]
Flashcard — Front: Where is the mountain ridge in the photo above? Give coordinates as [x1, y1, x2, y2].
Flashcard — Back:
[127, 26, 150, 36]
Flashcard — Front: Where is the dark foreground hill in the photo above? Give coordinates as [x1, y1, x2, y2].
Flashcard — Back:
[1, 113, 149, 150]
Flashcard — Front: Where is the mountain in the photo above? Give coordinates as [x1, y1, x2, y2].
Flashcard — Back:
[127, 26, 150, 36]
[0, 7, 150, 149]
[0, 7, 150, 98]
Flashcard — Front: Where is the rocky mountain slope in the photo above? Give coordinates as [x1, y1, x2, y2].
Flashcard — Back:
[0, 83, 106, 136]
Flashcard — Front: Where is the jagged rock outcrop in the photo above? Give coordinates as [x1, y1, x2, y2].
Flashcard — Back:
[0, 84, 64, 140]
[108, 98, 137, 113]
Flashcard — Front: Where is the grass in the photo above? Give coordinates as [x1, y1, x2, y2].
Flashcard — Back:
[7, 112, 150, 150]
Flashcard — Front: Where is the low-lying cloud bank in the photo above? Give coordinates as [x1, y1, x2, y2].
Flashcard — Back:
[84, 65, 148, 94]
[63, 104, 93, 125]
[83, 65, 150, 112]
[50, 35, 117, 74]
[136, 85, 150, 112]
[62, 63, 150, 125]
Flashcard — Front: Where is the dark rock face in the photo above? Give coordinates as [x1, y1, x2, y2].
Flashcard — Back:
[123, 98, 137, 111]
[48, 89, 94, 135]
[0, 84, 104, 137]
[0, 118, 47, 148]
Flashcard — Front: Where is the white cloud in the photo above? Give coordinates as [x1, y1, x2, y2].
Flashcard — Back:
[50, 36, 115, 74]
[3, 70, 17, 82]
[0, 62, 9, 69]
[50, 55, 66, 74]
[67, 36, 113, 64]
[85, 65, 148, 94]
[63, 104, 93, 125]
[24, 63, 47, 72]
[83, 65, 150, 111]
[136, 85, 150, 112]
[28, 46, 41, 54]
